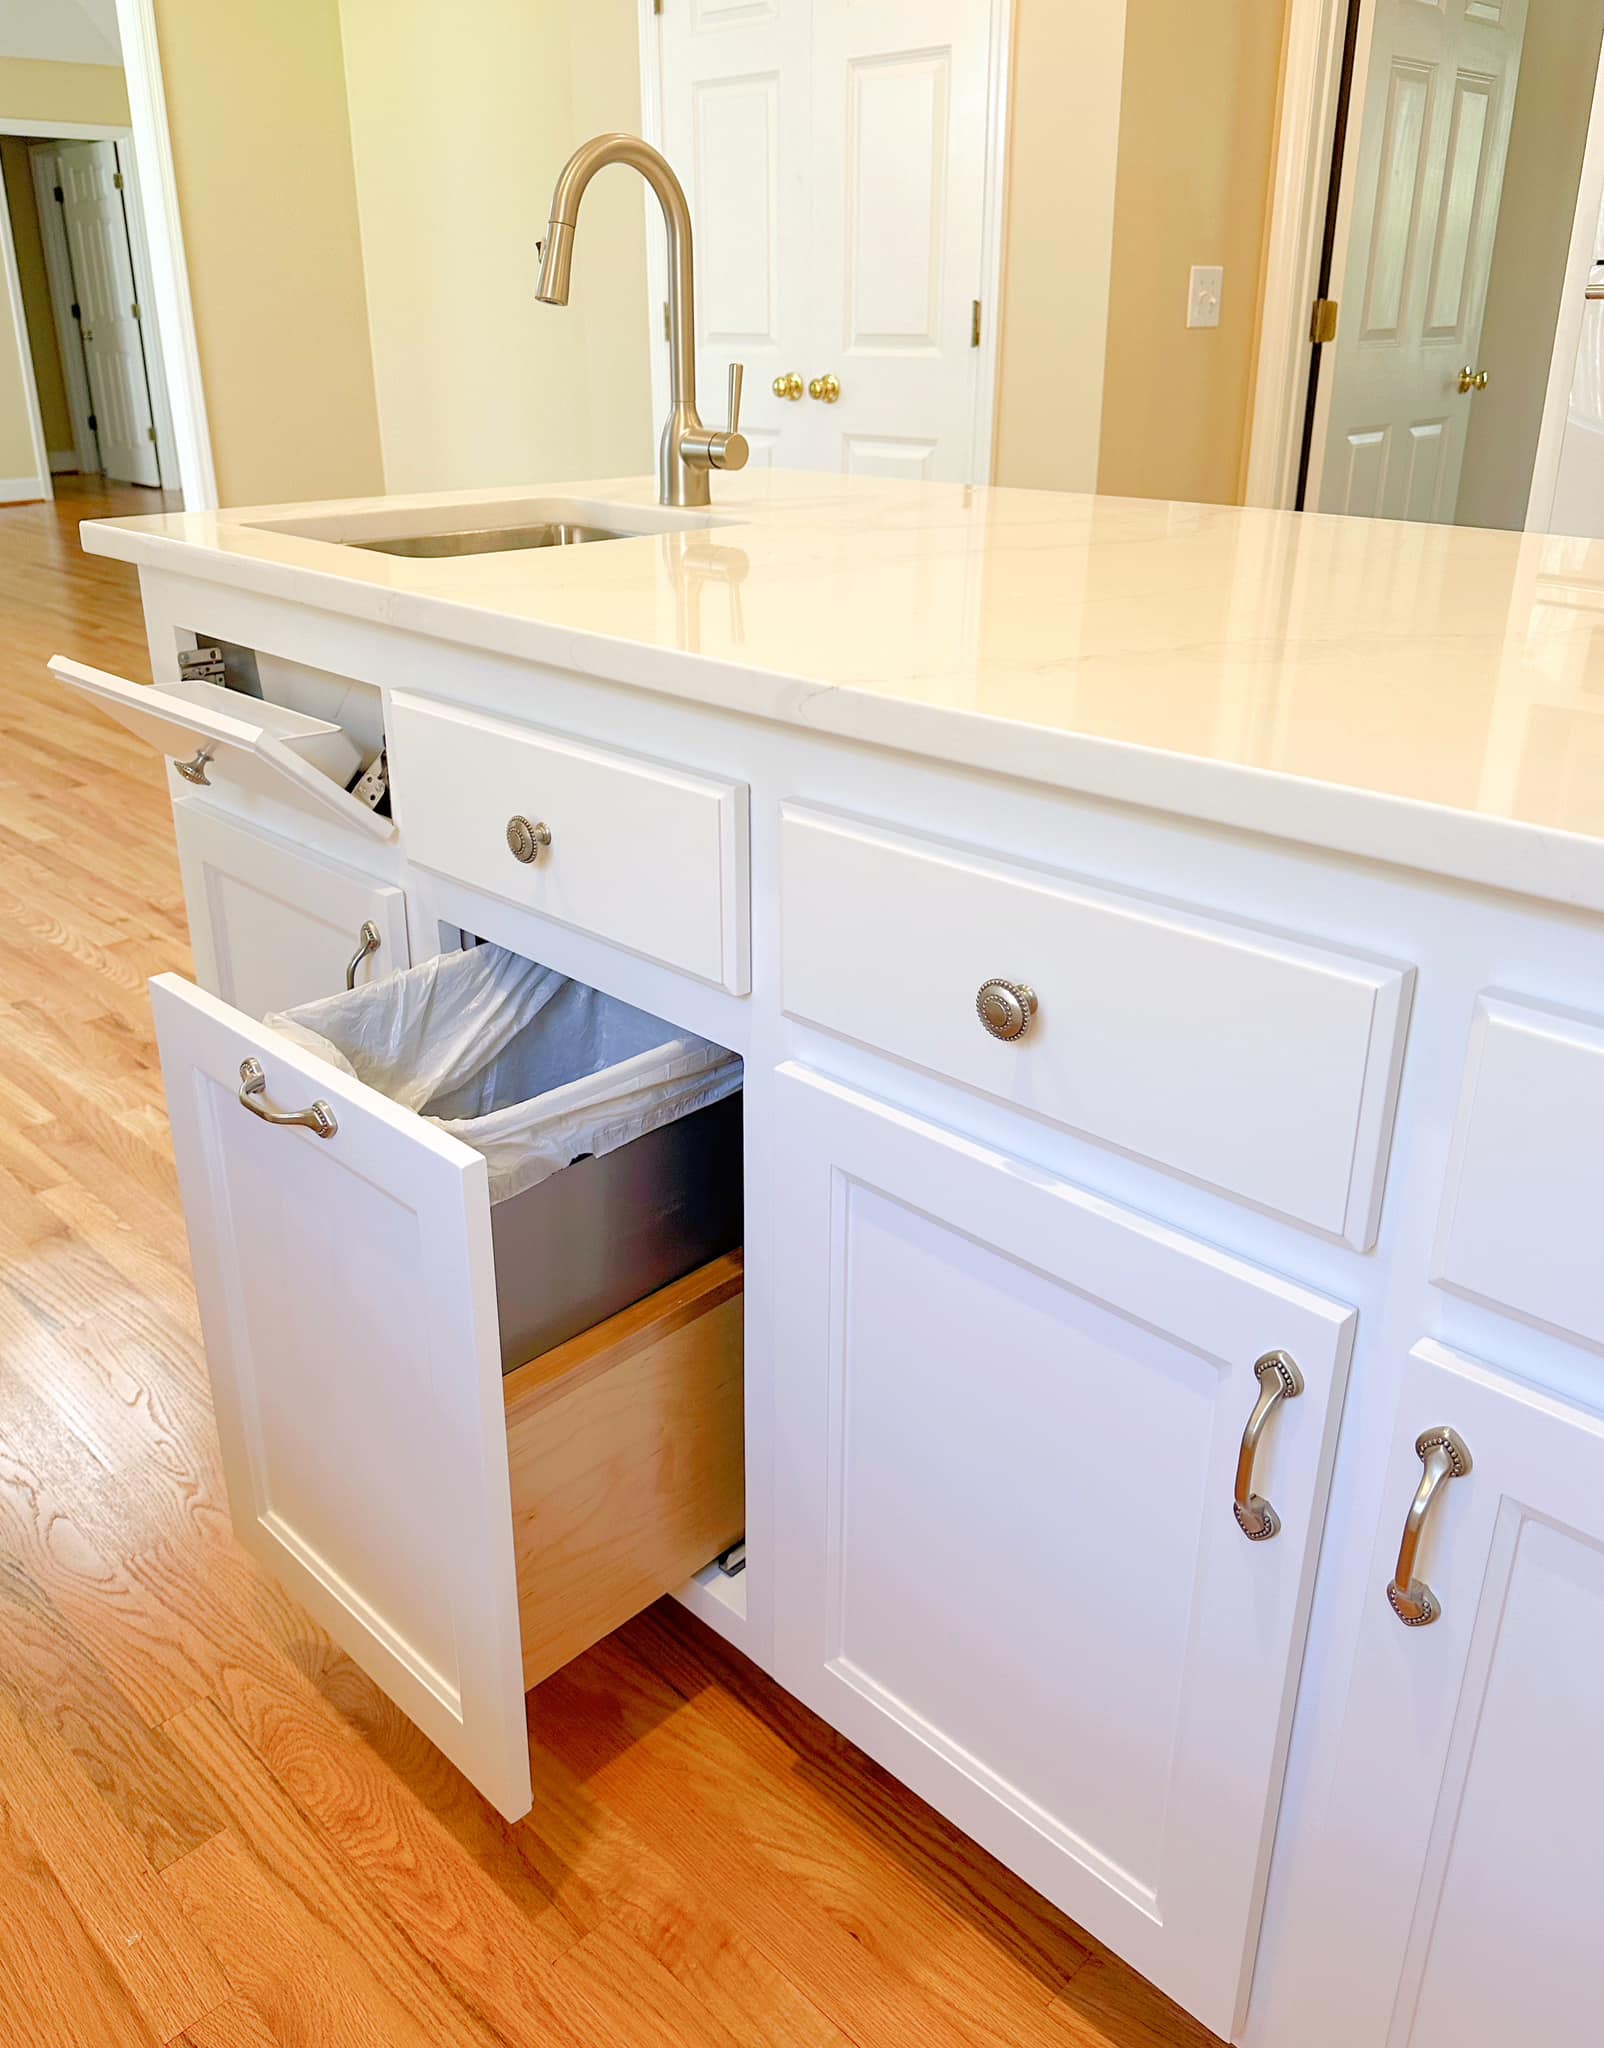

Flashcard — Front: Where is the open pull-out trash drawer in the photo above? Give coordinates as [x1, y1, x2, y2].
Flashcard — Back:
[49, 656, 393, 840]
[150, 970, 744, 1819]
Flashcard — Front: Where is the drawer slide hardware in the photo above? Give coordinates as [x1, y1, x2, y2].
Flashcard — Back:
[716, 1539, 747, 1577]
[237, 1058, 338, 1140]
[344, 920, 382, 990]
[1233, 1350, 1304, 1540]
[1387, 1427, 1472, 1626]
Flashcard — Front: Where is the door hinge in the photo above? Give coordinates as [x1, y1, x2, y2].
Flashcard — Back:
[662, 299, 670, 340]
[130, 301, 141, 321]
[1310, 297, 1339, 345]
[113, 170, 124, 190]
[971, 299, 982, 348]
[70, 301, 80, 321]
[53, 184, 63, 203]
[146, 426, 158, 444]
[87, 412, 97, 431]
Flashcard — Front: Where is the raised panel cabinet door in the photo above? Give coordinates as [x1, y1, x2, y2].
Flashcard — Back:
[149, 973, 532, 1820]
[174, 801, 409, 1019]
[769, 1063, 1357, 2037]
[1272, 1339, 1604, 2047]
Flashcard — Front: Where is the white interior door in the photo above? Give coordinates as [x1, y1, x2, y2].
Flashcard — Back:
[1314, 0, 1527, 520]
[56, 139, 160, 487]
[1278, 1337, 1604, 2046]
[653, 0, 1000, 481]
[770, 1064, 1356, 2037]
[150, 973, 532, 1819]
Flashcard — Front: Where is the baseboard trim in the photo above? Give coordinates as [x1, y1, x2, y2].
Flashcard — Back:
[47, 450, 79, 475]
[0, 473, 50, 504]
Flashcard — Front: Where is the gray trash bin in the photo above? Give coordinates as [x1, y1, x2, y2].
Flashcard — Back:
[270, 943, 742, 1370]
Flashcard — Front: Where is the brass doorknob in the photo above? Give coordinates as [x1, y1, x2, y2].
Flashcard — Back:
[808, 373, 841, 404]
[772, 371, 803, 401]
[1457, 366, 1489, 394]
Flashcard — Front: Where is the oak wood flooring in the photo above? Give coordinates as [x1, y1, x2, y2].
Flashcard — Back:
[0, 478, 1222, 2047]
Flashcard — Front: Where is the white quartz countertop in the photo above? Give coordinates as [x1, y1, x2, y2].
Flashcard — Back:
[81, 470, 1604, 913]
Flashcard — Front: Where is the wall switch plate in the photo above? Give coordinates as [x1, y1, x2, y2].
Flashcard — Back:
[1187, 265, 1224, 329]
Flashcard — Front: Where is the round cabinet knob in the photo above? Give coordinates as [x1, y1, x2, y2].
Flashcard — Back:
[772, 371, 804, 401]
[808, 373, 841, 404]
[975, 979, 1037, 1042]
[506, 814, 551, 864]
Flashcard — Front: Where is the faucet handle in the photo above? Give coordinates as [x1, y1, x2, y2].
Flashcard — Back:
[727, 362, 744, 435]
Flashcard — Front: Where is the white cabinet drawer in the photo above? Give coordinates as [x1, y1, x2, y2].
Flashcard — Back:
[174, 800, 408, 1018]
[781, 807, 1413, 1244]
[387, 693, 750, 992]
[1435, 994, 1604, 1350]
[49, 656, 391, 840]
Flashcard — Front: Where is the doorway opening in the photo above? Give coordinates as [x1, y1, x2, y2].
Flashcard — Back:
[3, 135, 175, 494]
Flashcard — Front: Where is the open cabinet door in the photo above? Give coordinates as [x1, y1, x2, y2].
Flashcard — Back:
[150, 972, 532, 1818]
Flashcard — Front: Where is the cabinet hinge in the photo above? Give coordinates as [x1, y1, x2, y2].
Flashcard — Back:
[53, 183, 63, 203]
[70, 301, 80, 321]
[971, 299, 982, 348]
[146, 425, 158, 444]
[1310, 297, 1339, 345]
[130, 301, 141, 320]
[87, 412, 97, 431]
[113, 170, 124, 190]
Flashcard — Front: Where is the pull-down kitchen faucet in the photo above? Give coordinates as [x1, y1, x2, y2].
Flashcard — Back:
[535, 133, 747, 509]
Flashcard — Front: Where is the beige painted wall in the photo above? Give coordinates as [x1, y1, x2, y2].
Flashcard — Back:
[2, 138, 73, 457]
[338, 0, 652, 494]
[1096, 0, 1287, 504]
[153, 0, 383, 504]
[1457, 0, 1604, 530]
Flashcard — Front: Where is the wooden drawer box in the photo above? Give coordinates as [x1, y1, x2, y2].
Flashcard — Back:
[1435, 993, 1604, 1351]
[387, 692, 751, 992]
[781, 806, 1413, 1245]
[150, 971, 742, 1820]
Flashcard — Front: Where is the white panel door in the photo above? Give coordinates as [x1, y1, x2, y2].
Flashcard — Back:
[1277, 1338, 1604, 2046]
[770, 1064, 1356, 2037]
[57, 140, 161, 487]
[173, 800, 409, 1019]
[150, 973, 532, 1820]
[658, 0, 813, 472]
[1315, 0, 1526, 521]
[806, 0, 995, 482]
[654, 0, 998, 481]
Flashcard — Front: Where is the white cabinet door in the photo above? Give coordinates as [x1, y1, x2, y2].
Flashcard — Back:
[149, 973, 531, 1820]
[175, 801, 409, 1019]
[770, 1064, 1356, 2037]
[1277, 1338, 1604, 2047]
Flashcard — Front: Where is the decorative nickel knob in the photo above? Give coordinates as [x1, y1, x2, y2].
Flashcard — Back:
[975, 979, 1037, 1042]
[506, 815, 552, 864]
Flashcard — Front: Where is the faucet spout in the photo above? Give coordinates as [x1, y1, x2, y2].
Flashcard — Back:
[534, 133, 745, 508]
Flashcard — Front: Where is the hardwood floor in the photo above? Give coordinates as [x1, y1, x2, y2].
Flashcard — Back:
[0, 477, 1222, 2048]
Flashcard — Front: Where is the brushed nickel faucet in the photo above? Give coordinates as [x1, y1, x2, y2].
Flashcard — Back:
[535, 133, 747, 510]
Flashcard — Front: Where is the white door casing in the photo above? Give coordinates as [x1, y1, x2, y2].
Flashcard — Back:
[56, 139, 162, 487]
[150, 974, 533, 1819]
[648, 0, 1008, 483]
[1312, 0, 1528, 520]
[1274, 1337, 1604, 2045]
[769, 1064, 1357, 2038]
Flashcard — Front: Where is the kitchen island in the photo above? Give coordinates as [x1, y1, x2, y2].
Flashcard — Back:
[61, 470, 1604, 2047]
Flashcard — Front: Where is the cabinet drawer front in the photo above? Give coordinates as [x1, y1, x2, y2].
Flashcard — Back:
[781, 807, 1412, 1243]
[771, 1065, 1356, 2035]
[174, 800, 409, 1019]
[388, 693, 750, 992]
[1436, 994, 1604, 1350]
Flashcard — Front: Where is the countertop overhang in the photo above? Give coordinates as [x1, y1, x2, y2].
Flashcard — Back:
[80, 470, 1604, 914]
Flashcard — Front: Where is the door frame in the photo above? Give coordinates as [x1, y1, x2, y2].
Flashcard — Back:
[1245, 0, 1604, 529]
[0, 0, 216, 508]
[634, 0, 1015, 487]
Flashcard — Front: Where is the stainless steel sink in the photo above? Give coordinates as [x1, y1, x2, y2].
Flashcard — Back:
[348, 520, 635, 558]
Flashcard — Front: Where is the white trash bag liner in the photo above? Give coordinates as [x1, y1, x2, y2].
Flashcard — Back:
[268, 942, 742, 1204]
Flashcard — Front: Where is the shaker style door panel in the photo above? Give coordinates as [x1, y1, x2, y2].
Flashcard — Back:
[1279, 1339, 1604, 2047]
[149, 973, 531, 1820]
[769, 1063, 1356, 2037]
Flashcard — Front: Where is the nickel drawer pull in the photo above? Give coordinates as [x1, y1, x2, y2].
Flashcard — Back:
[975, 979, 1037, 1041]
[237, 1058, 337, 1139]
[174, 745, 214, 785]
[1233, 1350, 1304, 1540]
[344, 919, 381, 989]
[1387, 1427, 1472, 1626]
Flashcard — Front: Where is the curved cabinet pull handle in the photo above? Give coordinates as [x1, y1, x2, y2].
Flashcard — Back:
[237, 1058, 337, 1140]
[173, 746, 214, 785]
[344, 919, 381, 990]
[1387, 1427, 1472, 1626]
[1233, 1350, 1304, 1540]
